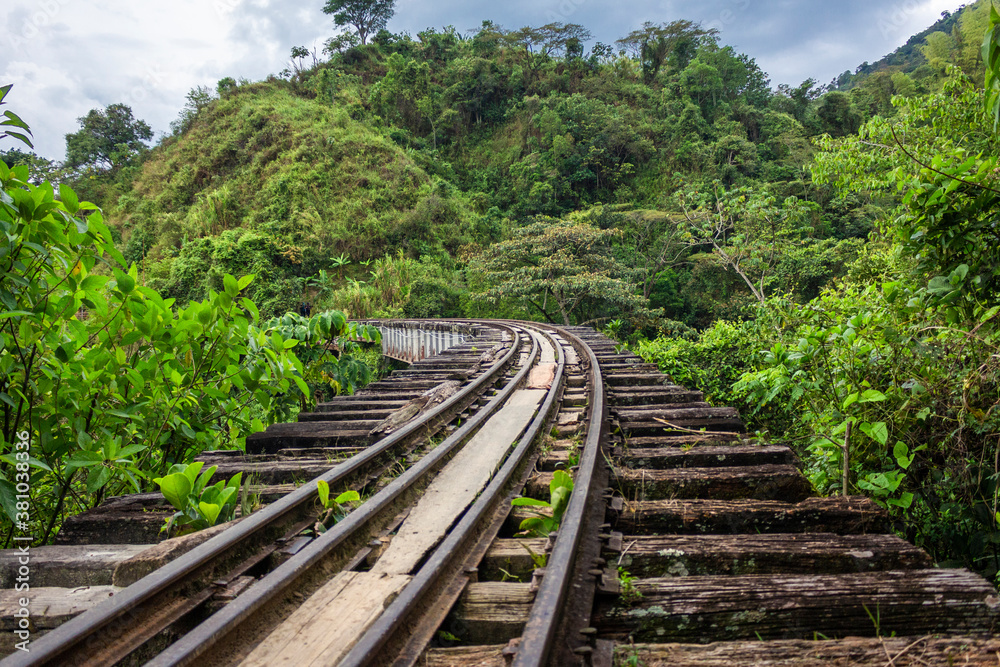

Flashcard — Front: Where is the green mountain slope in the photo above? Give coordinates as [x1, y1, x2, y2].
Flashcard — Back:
[833, 0, 988, 91]
[112, 81, 475, 315]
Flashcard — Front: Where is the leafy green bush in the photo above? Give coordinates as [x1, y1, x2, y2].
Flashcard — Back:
[634, 318, 773, 423]
[154, 462, 242, 536]
[262, 310, 380, 412]
[736, 280, 1000, 575]
[315, 479, 360, 531]
[0, 132, 359, 543]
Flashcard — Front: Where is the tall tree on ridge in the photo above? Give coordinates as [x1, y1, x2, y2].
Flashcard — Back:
[64, 103, 152, 172]
[322, 0, 396, 45]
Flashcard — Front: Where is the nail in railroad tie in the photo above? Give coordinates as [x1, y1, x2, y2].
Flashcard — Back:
[530, 568, 546, 594]
[501, 638, 521, 665]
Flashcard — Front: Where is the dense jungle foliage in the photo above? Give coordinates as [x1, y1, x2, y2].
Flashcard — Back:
[0, 0, 998, 577]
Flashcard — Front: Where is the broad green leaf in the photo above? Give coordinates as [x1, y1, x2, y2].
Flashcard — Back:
[66, 451, 105, 471]
[182, 462, 205, 488]
[4, 131, 32, 148]
[550, 470, 574, 494]
[154, 473, 192, 511]
[551, 486, 572, 519]
[317, 479, 330, 507]
[511, 497, 551, 507]
[333, 490, 360, 505]
[200, 483, 224, 506]
[0, 478, 17, 524]
[86, 466, 113, 493]
[226, 472, 242, 492]
[115, 444, 146, 460]
[859, 421, 889, 446]
[59, 184, 79, 214]
[217, 486, 237, 508]
[198, 502, 222, 526]
[0, 455, 52, 472]
[859, 389, 887, 403]
[194, 465, 218, 497]
[887, 492, 914, 509]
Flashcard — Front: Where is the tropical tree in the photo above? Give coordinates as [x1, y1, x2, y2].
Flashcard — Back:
[616, 20, 717, 83]
[64, 103, 152, 172]
[676, 183, 822, 306]
[322, 0, 395, 45]
[470, 218, 660, 326]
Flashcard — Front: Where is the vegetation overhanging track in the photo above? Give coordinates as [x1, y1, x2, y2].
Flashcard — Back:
[2, 321, 525, 666]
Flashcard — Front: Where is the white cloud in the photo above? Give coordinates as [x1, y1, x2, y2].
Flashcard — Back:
[1, 0, 330, 159]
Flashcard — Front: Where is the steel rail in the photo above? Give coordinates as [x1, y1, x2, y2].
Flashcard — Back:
[8, 324, 522, 667]
[513, 326, 608, 667]
[145, 327, 541, 666]
[340, 326, 568, 665]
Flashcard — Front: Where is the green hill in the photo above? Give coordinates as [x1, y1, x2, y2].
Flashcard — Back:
[832, 0, 988, 92]
[112, 80, 476, 316]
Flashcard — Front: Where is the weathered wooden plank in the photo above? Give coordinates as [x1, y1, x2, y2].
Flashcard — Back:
[56, 502, 170, 545]
[55, 485, 288, 545]
[609, 389, 704, 406]
[448, 582, 533, 644]
[619, 417, 746, 436]
[526, 363, 555, 389]
[480, 539, 548, 581]
[366, 379, 455, 391]
[422, 646, 506, 667]
[0, 585, 119, 631]
[241, 571, 411, 666]
[622, 434, 740, 447]
[111, 520, 243, 586]
[613, 497, 890, 535]
[313, 399, 408, 412]
[593, 569, 1000, 642]
[0, 545, 150, 589]
[603, 374, 670, 387]
[610, 465, 812, 502]
[618, 637, 1000, 666]
[369, 380, 462, 436]
[200, 459, 335, 485]
[295, 409, 399, 422]
[274, 446, 366, 458]
[372, 389, 546, 575]
[620, 445, 797, 469]
[260, 420, 381, 433]
[614, 404, 718, 419]
[246, 424, 373, 454]
[611, 534, 932, 577]
[598, 363, 660, 372]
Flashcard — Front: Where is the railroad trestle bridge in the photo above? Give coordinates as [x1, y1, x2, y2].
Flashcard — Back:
[2, 319, 998, 667]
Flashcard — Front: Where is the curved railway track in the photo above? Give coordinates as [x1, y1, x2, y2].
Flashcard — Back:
[1, 319, 998, 666]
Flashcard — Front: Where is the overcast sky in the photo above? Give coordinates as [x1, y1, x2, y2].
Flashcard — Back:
[1, 0, 962, 161]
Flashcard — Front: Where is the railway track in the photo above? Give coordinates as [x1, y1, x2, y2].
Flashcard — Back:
[2, 320, 999, 666]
